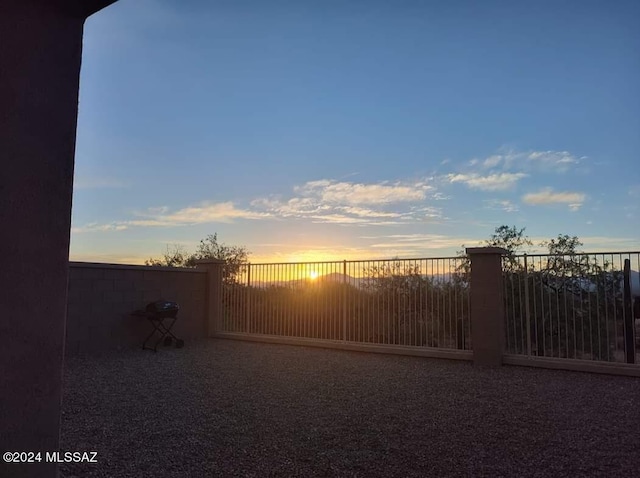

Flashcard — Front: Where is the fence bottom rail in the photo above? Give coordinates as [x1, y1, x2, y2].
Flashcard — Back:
[213, 332, 473, 361]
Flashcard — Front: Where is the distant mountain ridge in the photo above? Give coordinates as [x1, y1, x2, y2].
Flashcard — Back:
[246, 270, 640, 296]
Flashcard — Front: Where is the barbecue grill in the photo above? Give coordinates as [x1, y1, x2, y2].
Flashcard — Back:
[132, 300, 184, 352]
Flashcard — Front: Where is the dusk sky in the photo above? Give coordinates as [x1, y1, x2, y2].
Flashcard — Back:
[70, 0, 639, 264]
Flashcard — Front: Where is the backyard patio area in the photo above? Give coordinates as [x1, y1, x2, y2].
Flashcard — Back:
[60, 339, 640, 477]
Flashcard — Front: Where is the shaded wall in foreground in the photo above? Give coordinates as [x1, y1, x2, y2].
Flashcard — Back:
[66, 262, 208, 355]
[0, 2, 120, 476]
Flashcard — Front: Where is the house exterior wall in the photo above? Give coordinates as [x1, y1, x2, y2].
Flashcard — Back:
[0, 2, 120, 476]
[2, 4, 85, 478]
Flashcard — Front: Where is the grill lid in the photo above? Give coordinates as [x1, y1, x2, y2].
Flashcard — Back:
[145, 300, 180, 314]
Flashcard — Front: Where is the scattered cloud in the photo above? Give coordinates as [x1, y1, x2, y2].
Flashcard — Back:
[484, 199, 519, 213]
[522, 188, 586, 211]
[250, 197, 323, 218]
[446, 172, 527, 191]
[294, 179, 431, 205]
[71, 147, 595, 249]
[73, 177, 443, 232]
[443, 148, 586, 199]
[253, 178, 441, 225]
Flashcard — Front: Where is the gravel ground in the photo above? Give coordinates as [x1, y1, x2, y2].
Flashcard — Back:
[60, 338, 640, 478]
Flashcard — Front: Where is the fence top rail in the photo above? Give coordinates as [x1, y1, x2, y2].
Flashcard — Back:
[247, 256, 466, 267]
[248, 251, 640, 267]
[512, 251, 640, 258]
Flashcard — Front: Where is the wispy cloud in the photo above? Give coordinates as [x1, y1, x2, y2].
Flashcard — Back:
[142, 201, 270, 224]
[71, 223, 129, 233]
[336, 206, 403, 218]
[363, 233, 477, 251]
[482, 155, 503, 168]
[446, 172, 527, 191]
[484, 199, 519, 213]
[522, 188, 586, 211]
[307, 214, 371, 224]
[432, 192, 450, 200]
[579, 236, 640, 252]
[476, 149, 584, 173]
[72, 201, 269, 233]
[527, 150, 583, 167]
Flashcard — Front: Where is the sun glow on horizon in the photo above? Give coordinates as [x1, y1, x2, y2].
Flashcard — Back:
[309, 270, 319, 280]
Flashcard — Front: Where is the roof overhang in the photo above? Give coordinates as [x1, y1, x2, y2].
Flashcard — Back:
[35, 0, 120, 19]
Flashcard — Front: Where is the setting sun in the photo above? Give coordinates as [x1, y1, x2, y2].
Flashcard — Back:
[309, 271, 319, 280]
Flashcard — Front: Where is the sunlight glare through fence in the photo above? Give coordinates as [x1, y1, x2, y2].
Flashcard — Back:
[222, 257, 471, 350]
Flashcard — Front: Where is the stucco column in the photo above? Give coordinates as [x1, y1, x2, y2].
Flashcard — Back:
[0, 2, 117, 477]
[466, 247, 508, 366]
[196, 260, 225, 336]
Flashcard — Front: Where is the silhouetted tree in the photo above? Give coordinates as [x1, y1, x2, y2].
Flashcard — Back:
[146, 233, 249, 285]
[501, 232, 622, 360]
[457, 225, 533, 274]
[145, 245, 191, 268]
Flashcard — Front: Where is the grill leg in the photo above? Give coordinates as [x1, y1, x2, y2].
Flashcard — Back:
[143, 320, 166, 352]
[143, 317, 182, 352]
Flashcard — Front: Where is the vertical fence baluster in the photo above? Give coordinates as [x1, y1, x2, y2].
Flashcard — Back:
[215, 250, 636, 369]
[523, 254, 531, 357]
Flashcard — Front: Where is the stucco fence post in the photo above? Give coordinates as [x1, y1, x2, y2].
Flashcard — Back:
[466, 247, 508, 366]
[196, 260, 225, 336]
